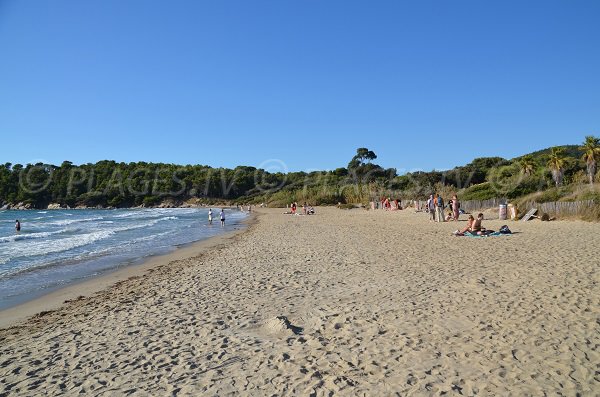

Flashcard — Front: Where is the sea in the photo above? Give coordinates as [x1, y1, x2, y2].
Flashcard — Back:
[0, 208, 247, 310]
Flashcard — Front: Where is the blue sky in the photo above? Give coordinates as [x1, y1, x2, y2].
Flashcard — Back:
[1, 0, 599, 173]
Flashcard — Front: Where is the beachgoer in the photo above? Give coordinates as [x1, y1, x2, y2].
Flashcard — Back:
[454, 215, 475, 235]
[427, 195, 435, 221]
[452, 195, 460, 221]
[445, 211, 453, 222]
[220, 209, 226, 226]
[436, 194, 445, 222]
[303, 202, 307, 215]
[208, 209, 213, 225]
[471, 213, 485, 234]
[15, 220, 21, 232]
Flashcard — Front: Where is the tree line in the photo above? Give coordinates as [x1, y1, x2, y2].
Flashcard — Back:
[0, 136, 598, 209]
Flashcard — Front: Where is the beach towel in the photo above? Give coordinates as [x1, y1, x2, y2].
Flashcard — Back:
[463, 231, 507, 238]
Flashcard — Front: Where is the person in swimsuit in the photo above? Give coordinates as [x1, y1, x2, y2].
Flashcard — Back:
[454, 215, 475, 236]
[208, 209, 213, 225]
[452, 195, 460, 221]
[220, 209, 225, 226]
[471, 213, 485, 234]
[15, 220, 21, 232]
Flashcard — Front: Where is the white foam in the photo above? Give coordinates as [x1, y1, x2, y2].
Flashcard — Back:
[46, 216, 104, 226]
[0, 229, 71, 244]
[0, 230, 115, 267]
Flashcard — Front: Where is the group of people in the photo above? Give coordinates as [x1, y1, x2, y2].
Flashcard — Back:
[208, 208, 226, 226]
[287, 202, 315, 215]
[453, 213, 486, 236]
[426, 194, 461, 222]
[377, 197, 402, 210]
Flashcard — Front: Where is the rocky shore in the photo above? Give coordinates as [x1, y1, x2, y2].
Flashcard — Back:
[0, 198, 237, 211]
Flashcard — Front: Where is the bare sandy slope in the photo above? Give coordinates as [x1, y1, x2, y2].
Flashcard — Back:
[1, 207, 598, 396]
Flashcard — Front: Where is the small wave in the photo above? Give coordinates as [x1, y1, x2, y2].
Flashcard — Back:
[30, 215, 55, 220]
[0, 229, 71, 244]
[108, 216, 179, 234]
[129, 230, 171, 244]
[0, 229, 173, 280]
[112, 212, 141, 219]
[46, 216, 104, 226]
[0, 230, 115, 267]
[37, 211, 48, 214]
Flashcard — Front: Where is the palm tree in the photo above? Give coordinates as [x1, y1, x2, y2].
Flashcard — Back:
[547, 147, 566, 187]
[519, 155, 536, 176]
[580, 135, 600, 185]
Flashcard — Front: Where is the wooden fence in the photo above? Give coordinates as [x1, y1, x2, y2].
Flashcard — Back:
[399, 198, 506, 213]
[399, 198, 597, 219]
[520, 200, 597, 218]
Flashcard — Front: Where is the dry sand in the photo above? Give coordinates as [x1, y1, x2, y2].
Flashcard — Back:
[0, 207, 598, 396]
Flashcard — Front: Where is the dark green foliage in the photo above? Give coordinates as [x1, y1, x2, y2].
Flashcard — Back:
[0, 141, 597, 209]
[461, 183, 498, 201]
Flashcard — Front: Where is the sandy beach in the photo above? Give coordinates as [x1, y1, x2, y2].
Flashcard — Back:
[0, 207, 598, 396]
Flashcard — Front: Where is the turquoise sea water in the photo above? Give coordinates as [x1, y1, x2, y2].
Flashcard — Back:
[0, 208, 246, 310]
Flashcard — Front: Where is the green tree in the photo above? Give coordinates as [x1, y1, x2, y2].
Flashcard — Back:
[580, 135, 600, 185]
[348, 147, 377, 169]
[547, 147, 567, 187]
[518, 155, 536, 176]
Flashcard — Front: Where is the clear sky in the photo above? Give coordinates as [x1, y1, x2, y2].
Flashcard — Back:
[1, 0, 599, 173]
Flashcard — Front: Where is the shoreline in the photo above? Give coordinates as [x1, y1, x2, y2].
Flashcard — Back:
[0, 211, 257, 329]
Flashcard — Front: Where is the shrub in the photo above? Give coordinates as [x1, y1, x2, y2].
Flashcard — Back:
[461, 183, 497, 201]
[142, 196, 161, 206]
[535, 186, 572, 203]
[578, 191, 600, 201]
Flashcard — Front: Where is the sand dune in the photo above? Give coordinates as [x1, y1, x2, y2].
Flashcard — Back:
[1, 207, 598, 396]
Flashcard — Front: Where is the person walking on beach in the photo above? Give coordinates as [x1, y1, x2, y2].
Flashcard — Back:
[15, 220, 21, 232]
[208, 209, 213, 225]
[220, 209, 225, 226]
[436, 194, 445, 222]
[427, 195, 435, 221]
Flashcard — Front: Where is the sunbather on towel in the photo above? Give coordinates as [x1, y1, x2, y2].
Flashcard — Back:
[453, 215, 475, 236]
[471, 213, 486, 235]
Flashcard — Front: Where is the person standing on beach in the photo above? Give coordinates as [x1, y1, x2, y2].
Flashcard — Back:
[452, 195, 460, 221]
[427, 195, 435, 221]
[436, 194, 445, 222]
[15, 220, 21, 232]
[208, 209, 213, 225]
[220, 209, 225, 226]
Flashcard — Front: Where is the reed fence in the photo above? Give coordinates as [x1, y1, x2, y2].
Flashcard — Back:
[399, 198, 597, 218]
